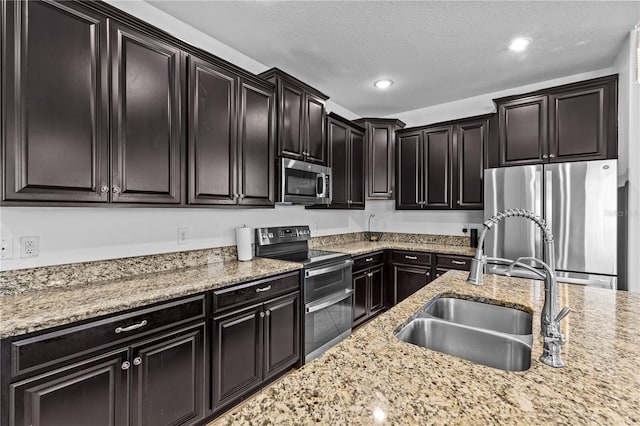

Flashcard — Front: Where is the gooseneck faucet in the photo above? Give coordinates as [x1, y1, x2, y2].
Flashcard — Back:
[467, 208, 571, 368]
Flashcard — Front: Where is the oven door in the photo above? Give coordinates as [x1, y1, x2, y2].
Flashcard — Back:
[304, 259, 353, 303]
[304, 288, 353, 363]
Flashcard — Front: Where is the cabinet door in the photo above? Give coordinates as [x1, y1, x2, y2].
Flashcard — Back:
[396, 133, 421, 209]
[2, 0, 109, 202]
[497, 95, 548, 166]
[110, 22, 183, 204]
[263, 292, 300, 380]
[549, 84, 610, 162]
[368, 124, 394, 199]
[327, 118, 349, 207]
[278, 82, 304, 160]
[237, 80, 275, 206]
[393, 264, 432, 304]
[130, 323, 206, 426]
[422, 126, 452, 209]
[187, 56, 237, 205]
[212, 305, 263, 410]
[304, 93, 327, 164]
[352, 271, 369, 327]
[348, 130, 365, 208]
[10, 349, 128, 426]
[454, 120, 487, 209]
[369, 266, 385, 314]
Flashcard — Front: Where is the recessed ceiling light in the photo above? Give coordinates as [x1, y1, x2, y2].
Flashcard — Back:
[509, 37, 531, 52]
[374, 79, 393, 89]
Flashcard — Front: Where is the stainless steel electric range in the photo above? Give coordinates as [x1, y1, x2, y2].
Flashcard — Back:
[255, 226, 353, 363]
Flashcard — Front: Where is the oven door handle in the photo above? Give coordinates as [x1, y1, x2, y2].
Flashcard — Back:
[305, 259, 353, 278]
[305, 289, 353, 314]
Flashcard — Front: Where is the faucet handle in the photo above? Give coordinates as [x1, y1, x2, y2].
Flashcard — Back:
[555, 307, 571, 323]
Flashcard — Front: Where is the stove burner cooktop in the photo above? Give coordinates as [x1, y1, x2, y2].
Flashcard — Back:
[267, 249, 348, 266]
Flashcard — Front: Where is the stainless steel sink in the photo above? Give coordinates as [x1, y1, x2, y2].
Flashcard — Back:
[421, 297, 532, 335]
[395, 296, 534, 371]
[395, 318, 532, 371]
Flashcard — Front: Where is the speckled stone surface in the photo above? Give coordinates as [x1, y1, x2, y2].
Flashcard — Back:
[310, 232, 469, 249]
[321, 240, 477, 257]
[210, 271, 640, 425]
[0, 258, 301, 339]
[0, 246, 238, 295]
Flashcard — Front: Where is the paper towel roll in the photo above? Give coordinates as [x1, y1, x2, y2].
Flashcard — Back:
[235, 226, 253, 261]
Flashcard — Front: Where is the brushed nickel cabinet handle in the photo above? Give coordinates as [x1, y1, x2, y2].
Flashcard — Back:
[542, 154, 548, 159]
[265, 310, 271, 317]
[121, 361, 130, 370]
[405, 255, 418, 260]
[260, 312, 265, 318]
[100, 185, 109, 194]
[452, 260, 466, 265]
[365, 258, 374, 262]
[256, 285, 272, 293]
[115, 319, 147, 334]
[549, 154, 555, 158]
[112, 186, 121, 194]
[133, 357, 142, 366]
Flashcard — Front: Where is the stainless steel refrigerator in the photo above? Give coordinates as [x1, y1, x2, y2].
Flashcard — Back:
[484, 159, 617, 289]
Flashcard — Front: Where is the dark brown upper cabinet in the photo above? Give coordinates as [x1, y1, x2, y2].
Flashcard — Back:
[353, 118, 406, 199]
[237, 80, 276, 206]
[2, 0, 110, 202]
[187, 55, 237, 205]
[259, 68, 329, 165]
[110, 22, 183, 204]
[489, 75, 618, 168]
[454, 118, 488, 209]
[314, 113, 365, 209]
[187, 58, 275, 207]
[396, 115, 489, 210]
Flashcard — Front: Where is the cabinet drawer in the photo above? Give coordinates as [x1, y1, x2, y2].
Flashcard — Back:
[11, 294, 206, 377]
[436, 254, 472, 271]
[353, 252, 384, 271]
[213, 271, 300, 313]
[391, 251, 431, 266]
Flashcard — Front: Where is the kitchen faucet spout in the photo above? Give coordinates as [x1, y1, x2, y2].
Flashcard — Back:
[466, 208, 570, 368]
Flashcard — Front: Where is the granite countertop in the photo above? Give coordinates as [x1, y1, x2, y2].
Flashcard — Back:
[0, 258, 302, 339]
[321, 240, 477, 257]
[212, 270, 640, 425]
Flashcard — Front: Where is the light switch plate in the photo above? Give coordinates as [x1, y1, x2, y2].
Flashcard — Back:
[177, 227, 188, 245]
[1, 237, 13, 259]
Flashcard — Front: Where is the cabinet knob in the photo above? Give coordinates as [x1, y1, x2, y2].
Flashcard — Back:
[265, 310, 271, 317]
[549, 154, 555, 158]
[121, 361, 131, 370]
[239, 193, 245, 200]
[133, 357, 142, 366]
[542, 154, 548, 159]
[100, 185, 109, 194]
[112, 186, 121, 194]
[427, 272, 430, 276]
[260, 312, 265, 318]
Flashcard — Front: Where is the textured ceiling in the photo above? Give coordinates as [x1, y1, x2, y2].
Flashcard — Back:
[148, 1, 639, 117]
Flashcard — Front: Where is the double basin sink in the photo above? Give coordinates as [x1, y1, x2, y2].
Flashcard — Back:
[394, 297, 533, 371]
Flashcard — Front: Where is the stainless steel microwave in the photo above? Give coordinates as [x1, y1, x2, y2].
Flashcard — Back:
[280, 158, 331, 205]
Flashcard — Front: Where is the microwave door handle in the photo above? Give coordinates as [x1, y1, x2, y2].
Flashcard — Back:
[316, 175, 324, 197]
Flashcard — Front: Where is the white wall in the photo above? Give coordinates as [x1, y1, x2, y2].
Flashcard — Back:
[613, 28, 640, 292]
[364, 201, 483, 236]
[385, 68, 614, 127]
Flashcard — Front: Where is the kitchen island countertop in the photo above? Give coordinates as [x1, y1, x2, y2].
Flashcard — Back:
[212, 270, 640, 425]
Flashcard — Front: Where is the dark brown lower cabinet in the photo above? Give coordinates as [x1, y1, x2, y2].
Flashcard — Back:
[131, 325, 206, 426]
[9, 349, 129, 426]
[212, 291, 299, 412]
[393, 264, 433, 304]
[352, 265, 385, 328]
[7, 321, 206, 426]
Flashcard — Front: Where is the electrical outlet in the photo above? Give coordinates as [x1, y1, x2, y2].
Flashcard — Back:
[20, 236, 39, 258]
[177, 227, 188, 245]
[1, 237, 13, 259]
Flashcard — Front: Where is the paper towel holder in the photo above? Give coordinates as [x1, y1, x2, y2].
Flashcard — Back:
[235, 224, 253, 262]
